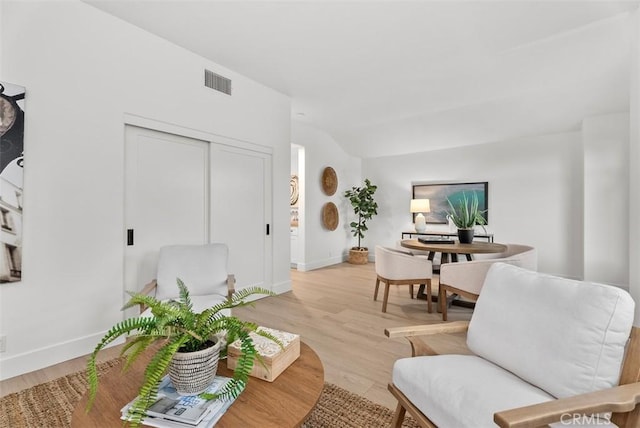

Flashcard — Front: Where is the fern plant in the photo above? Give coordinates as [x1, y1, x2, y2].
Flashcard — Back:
[446, 191, 487, 229]
[85, 279, 280, 427]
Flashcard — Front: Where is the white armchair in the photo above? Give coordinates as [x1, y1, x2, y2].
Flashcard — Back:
[138, 243, 235, 315]
[439, 244, 536, 320]
[375, 246, 433, 313]
[386, 263, 639, 427]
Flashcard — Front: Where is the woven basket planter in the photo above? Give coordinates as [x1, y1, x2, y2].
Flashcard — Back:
[348, 248, 369, 265]
[168, 339, 221, 395]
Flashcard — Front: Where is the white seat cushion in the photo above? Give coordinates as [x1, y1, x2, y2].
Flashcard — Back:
[393, 354, 554, 427]
[467, 263, 635, 399]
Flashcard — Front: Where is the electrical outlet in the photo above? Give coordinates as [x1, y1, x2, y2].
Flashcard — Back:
[0, 335, 6, 353]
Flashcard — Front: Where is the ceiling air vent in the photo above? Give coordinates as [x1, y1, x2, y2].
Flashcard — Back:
[204, 69, 232, 95]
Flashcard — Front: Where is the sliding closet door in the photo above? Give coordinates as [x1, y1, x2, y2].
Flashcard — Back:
[124, 125, 209, 317]
[211, 143, 272, 293]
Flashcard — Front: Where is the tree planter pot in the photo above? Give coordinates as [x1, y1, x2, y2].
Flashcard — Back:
[348, 248, 369, 264]
[458, 228, 474, 244]
[169, 339, 221, 395]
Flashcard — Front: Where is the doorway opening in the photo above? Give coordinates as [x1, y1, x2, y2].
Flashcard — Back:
[291, 145, 305, 269]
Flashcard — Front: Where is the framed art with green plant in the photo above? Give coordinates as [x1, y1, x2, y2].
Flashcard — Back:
[412, 182, 488, 224]
[85, 279, 281, 427]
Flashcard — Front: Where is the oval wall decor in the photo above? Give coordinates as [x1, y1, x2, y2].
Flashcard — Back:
[322, 202, 339, 231]
[290, 175, 299, 206]
[321, 166, 338, 196]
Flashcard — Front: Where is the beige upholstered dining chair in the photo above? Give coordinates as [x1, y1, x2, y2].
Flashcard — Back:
[374, 246, 433, 313]
[439, 244, 536, 320]
[138, 243, 236, 315]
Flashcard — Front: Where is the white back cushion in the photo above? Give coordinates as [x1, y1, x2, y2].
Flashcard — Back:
[467, 263, 634, 398]
[156, 243, 229, 301]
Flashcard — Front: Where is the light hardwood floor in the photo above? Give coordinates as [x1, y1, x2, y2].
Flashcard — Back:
[0, 262, 473, 409]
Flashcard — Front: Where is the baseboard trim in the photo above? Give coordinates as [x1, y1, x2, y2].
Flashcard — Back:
[0, 333, 124, 381]
[297, 255, 346, 272]
[272, 280, 292, 295]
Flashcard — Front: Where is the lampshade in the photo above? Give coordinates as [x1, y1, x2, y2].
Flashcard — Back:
[410, 199, 429, 233]
[410, 199, 430, 213]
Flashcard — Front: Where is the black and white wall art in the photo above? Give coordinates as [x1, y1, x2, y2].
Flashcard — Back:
[0, 81, 25, 283]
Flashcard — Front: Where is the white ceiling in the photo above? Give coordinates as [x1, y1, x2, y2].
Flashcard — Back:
[87, 1, 639, 158]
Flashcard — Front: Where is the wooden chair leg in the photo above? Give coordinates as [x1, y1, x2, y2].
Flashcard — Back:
[426, 279, 432, 313]
[382, 282, 391, 313]
[409, 284, 414, 299]
[374, 277, 380, 301]
[391, 402, 407, 428]
[440, 285, 448, 321]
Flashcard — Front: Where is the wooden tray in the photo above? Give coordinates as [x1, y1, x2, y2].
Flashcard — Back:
[321, 167, 338, 196]
[322, 202, 339, 231]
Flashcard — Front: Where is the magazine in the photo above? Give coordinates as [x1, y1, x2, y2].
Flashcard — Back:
[146, 396, 210, 425]
[121, 375, 240, 427]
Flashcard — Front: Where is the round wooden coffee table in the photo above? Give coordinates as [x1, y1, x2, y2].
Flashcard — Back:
[72, 341, 324, 427]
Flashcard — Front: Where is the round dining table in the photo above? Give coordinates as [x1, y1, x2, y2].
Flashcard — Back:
[400, 239, 507, 302]
[400, 239, 507, 264]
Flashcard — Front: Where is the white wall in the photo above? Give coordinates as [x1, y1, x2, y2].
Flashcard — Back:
[630, 9, 640, 324]
[363, 132, 585, 278]
[583, 113, 629, 287]
[0, 1, 291, 379]
[291, 121, 361, 270]
[0, 2, 3, 74]
[365, 116, 632, 284]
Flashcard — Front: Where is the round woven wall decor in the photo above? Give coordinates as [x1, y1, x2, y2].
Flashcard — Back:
[322, 202, 339, 231]
[290, 175, 299, 206]
[321, 167, 338, 196]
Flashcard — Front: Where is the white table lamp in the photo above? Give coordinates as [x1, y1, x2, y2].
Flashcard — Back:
[410, 199, 430, 233]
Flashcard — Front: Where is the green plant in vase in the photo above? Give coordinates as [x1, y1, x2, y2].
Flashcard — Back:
[344, 178, 378, 264]
[446, 191, 487, 244]
[85, 279, 280, 427]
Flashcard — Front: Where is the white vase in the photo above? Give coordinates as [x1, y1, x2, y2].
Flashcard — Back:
[414, 213, 427, 232]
